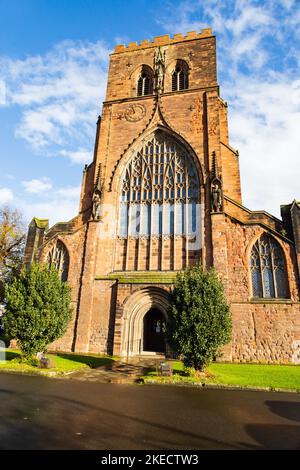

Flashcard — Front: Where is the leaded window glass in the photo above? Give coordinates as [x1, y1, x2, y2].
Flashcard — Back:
[250, 234, 288, 299]
[119, 133, 200, 238]
[172, 61, 188, 92]
[137, 70, 153, 96]
[47, 240, 69, 282]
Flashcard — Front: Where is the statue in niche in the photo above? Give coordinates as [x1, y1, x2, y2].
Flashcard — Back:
[91, 162, 104, 221]
[91, 189, 102, 220]
[211, 179, 223, 212]
[154, 47, 166, 94]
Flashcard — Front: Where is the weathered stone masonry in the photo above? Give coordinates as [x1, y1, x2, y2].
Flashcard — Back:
[24, 29, 300, 362]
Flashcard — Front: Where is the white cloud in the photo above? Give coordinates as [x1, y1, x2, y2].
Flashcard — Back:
[59, 149, 92, 164]
[56, 185, 81, 199]
[280, 0, 295, 9]
[226, 4, 273, 36]
[17, 184, 81, 225]
[0, 39, 110, 163]
[0, 187, 14, 204]
[0, 79, 6, 105]
[20, 199, 78, 225]
[22, 177, 52, 194]
[225, 75, 300, 216]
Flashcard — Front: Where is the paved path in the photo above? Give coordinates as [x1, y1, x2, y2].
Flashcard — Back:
[0, 373, 300, 449]
[69, 358, 163, 383]
[70, 361, 146, 383]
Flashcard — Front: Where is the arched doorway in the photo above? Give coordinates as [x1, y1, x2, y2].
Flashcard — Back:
[143, 308, 166, 353]
[120, 287, 170, 357]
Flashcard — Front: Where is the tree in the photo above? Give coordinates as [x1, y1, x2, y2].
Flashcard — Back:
[166, 266, 232, 371]
[0, 207, 26, 300]
[3, 263, 73, 358]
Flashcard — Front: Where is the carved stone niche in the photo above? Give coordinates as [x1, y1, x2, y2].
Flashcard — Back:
[91, 163, 104, 221]
[91, 189, 102, 221]
[211, 177, 223, 213]
[154, 46, 166, 95]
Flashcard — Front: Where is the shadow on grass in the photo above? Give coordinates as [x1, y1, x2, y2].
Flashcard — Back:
[55, 353, 115, 369]
[4, 351, 20, 361]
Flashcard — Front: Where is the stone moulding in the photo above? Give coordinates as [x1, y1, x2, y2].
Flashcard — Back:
[33, 217, 49, 229]
[222, 207, 294, 245]
[249, 299, 298, 304]
[225, 195, 282, 224]
[95, 271, 177, 284]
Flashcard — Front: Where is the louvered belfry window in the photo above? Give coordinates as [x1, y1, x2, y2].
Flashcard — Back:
[47, 240, 69, 282]
[119, 132, 200, 238]
[172, 61, 188, 92]
[250, 234, 288, 298]
[137, 69, 153, 96]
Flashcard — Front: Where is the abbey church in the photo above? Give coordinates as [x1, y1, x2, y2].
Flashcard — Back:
[24, 29, 300, 363]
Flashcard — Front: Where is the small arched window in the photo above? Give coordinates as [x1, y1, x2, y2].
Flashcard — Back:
[137, 67, 153, 96]
[172, 61, 188, 92]
[47, 240, 69, 282]
[250, 234, 288, 299]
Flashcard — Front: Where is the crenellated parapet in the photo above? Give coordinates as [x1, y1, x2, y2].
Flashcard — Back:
[113, 29, 213, 54]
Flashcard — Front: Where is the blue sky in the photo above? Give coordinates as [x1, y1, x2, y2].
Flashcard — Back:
[0, 0, 299, 225]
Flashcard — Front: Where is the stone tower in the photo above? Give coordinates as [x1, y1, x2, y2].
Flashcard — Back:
[24, 30, 300, 362]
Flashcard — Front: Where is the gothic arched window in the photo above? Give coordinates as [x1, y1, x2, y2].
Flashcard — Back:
[47, 240, 69, 282]
[118, 132, 200, 238]
[250, 234, 288, 299]
[137, 67, 153, 96]
[172, 61, 188, 92]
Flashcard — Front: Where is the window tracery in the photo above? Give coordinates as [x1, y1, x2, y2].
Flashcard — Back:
[137, 67, 153, 96]
[119, 133, 200, 238]
[172, 61, 188, 91]
[47, 240, 69, 282]
[250, 234, 288, 298]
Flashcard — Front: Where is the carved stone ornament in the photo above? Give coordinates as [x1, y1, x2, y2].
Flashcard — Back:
[125, 104, 146, 122]
[92, 190, 101, 220]
[91, 189, 102, 220]
[91, 163, 104, 221]
[211, 178, 223, 213]
[154, 47, 166, 94]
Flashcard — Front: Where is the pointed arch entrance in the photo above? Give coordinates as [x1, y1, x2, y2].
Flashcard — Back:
[121, 287, 170, 357]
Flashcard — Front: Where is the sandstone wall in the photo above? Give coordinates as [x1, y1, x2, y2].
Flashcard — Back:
[212, 213, 300, 363]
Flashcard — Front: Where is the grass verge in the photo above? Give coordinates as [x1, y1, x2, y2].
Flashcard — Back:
[0, 349, 117, 377]
[142, 361, 300, 391]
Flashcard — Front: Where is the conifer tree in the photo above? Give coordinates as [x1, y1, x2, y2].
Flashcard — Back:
[3, 263, 72, 358]
[166, 266, 232, 371]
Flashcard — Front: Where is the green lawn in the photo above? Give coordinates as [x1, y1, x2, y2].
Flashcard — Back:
[0, 350, 117, 376]
[143, 361, 300, 391]
[2, 349, 300, 390]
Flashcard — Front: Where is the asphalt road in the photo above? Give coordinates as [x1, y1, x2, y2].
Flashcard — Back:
[0, 373, 299, 450]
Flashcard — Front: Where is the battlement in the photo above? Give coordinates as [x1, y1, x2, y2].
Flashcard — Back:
[113, 28, 213, 54]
